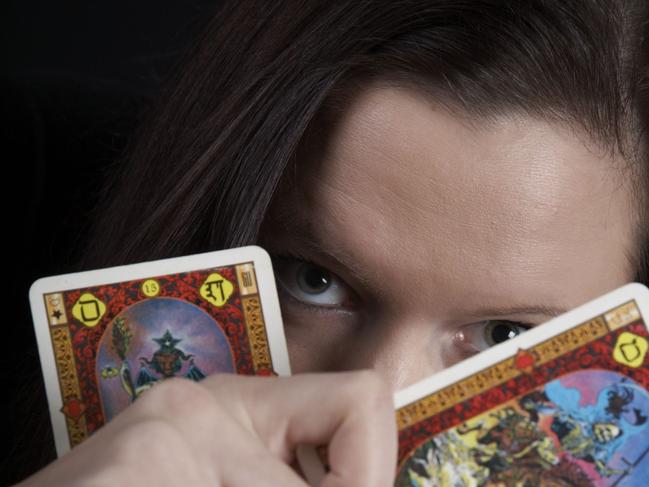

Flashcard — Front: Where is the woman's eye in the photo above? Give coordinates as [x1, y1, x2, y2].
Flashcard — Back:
[454, 320, 532, 353]
[271, 254, 358, 309]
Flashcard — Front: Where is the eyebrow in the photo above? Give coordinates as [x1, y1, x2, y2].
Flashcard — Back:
[265, 200, 377, 286]
[467, 304, 568, 319]
[270, 209, 569, 320]
[290, 232, 375, 287]
[288, 236, 568, 317]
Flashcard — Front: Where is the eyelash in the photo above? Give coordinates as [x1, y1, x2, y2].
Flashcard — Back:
[269, 250, 357, 315]
[272, 249, 320, 272]
[269, 249, 537, 335]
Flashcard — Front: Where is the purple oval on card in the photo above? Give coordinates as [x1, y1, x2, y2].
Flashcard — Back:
[96, 297, 235, 420]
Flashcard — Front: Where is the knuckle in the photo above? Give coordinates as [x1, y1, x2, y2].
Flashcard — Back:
[201, 373, 249, 407]
[134, 377, 216, 418]
[354, 369, 390, 396]
[201, 371, 237, 391]
[342, 370, 393, 408]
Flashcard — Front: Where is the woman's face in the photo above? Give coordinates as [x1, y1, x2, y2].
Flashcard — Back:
[258, 83, 636, 391]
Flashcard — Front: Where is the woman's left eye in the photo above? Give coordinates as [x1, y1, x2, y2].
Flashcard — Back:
[454, 320, 533, 353]
[271, 254, 359, 309]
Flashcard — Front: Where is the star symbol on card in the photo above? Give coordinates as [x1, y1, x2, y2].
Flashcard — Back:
[51, 309, 62, 319]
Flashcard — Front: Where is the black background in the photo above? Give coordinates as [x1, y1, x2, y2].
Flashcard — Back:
[2, 1, 217, 483]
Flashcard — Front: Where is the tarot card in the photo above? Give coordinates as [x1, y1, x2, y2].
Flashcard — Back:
[28, 245, 290, 457]
[300, 283, 649, 486]
[393, 282, 649, 486]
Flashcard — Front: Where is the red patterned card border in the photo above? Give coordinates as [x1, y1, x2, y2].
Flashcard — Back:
[43, 261, 272, 448]
[396, 300, 649, 466]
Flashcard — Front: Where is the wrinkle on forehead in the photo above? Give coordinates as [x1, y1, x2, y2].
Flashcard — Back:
[268, 84, 635, 313]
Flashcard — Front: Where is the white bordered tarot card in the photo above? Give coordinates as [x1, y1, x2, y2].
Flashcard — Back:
[29, 244, 291, 457]
[301, 282, 649, 486]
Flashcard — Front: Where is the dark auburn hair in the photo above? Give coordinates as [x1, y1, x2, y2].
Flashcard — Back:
[76, 0, 649, 284]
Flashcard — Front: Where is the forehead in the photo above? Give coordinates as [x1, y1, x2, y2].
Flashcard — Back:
[269, 84, 635, 313]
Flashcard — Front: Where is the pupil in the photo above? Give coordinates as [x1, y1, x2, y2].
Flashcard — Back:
[490, 322, 517, 343]
[300, 265, 330, 293]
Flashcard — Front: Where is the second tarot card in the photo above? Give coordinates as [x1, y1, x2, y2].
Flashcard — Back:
[393, 282, 649, 486]
[300, 282, 649, 486]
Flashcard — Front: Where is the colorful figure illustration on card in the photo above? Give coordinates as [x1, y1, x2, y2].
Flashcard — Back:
[397, 370, 649, 487]
[96, 297, 236, 420]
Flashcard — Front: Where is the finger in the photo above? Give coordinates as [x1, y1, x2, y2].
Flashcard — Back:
[212, 370, 398, 487]
[125, 378, 309, 486]
[220, 439, 309, 487]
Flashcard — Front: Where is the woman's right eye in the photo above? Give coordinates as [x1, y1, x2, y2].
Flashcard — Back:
[271, 253, 359, 310]
[453, 319, 533, 353]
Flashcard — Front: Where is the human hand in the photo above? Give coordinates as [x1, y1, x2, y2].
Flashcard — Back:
[18, 370, 397, 487]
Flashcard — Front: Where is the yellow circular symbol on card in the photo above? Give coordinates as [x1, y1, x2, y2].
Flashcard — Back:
[72, 292, 106, 327]
[200, 272, 234, 307]
[613, 332, 648, 368]
[141, 279, 161, 297]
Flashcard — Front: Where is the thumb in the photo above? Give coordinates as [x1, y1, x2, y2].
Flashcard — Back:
[215, 369, 398, 487]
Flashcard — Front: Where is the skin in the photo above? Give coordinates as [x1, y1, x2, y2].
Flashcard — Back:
[20, 372, 397, 486]
[258, 81, 636, 391]
[20, 83, 637, 486]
